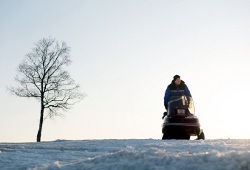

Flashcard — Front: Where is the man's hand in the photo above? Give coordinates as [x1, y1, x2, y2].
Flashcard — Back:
[162, 112, 168, 119]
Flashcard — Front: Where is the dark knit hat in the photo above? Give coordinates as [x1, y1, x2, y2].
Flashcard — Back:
[173, 75, 180, 81]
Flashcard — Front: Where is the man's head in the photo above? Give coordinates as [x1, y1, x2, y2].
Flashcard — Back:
[173, 75, 181, 85]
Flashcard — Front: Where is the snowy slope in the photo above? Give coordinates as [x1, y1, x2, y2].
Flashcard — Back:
[0, 139, 250, 170]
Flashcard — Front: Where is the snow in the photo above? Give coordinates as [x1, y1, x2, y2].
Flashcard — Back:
[0, 139, 250, 170]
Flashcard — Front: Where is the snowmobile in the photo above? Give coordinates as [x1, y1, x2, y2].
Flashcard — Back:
[162, 95, 205, 140]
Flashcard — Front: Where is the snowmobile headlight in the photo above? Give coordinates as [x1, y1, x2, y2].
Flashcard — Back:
[177, 109, 185, 115]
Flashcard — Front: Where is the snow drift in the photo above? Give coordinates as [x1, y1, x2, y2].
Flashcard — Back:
[0, 139, 250, 170]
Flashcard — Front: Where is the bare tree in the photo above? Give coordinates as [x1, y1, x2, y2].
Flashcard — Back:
[9, 38, 84, 142]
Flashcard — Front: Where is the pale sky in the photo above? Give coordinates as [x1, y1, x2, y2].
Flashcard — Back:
[1, 0, 250, 142]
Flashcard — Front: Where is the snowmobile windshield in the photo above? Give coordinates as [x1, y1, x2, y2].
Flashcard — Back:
[167, 95, 195, 116]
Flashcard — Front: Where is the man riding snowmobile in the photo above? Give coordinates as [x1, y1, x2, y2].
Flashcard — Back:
[163, 75, 192, 118]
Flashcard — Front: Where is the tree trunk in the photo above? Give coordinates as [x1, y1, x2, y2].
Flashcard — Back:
[37, 105, 44, 142]
[37, 93, 44, 142]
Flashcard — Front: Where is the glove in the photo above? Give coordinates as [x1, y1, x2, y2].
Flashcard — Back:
[162, 111, 168, 119]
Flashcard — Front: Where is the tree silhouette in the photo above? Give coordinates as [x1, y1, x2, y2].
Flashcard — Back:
[9, 38, 84, 142]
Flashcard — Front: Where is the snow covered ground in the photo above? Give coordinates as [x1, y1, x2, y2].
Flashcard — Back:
[0, 139, 250, 170]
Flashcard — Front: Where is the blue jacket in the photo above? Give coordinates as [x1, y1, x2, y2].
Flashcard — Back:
[164, 80, 192, 106]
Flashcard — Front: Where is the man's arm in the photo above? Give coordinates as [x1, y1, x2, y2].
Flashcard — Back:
[184, 85, 192, 97]
[164, 87, 170, 109]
